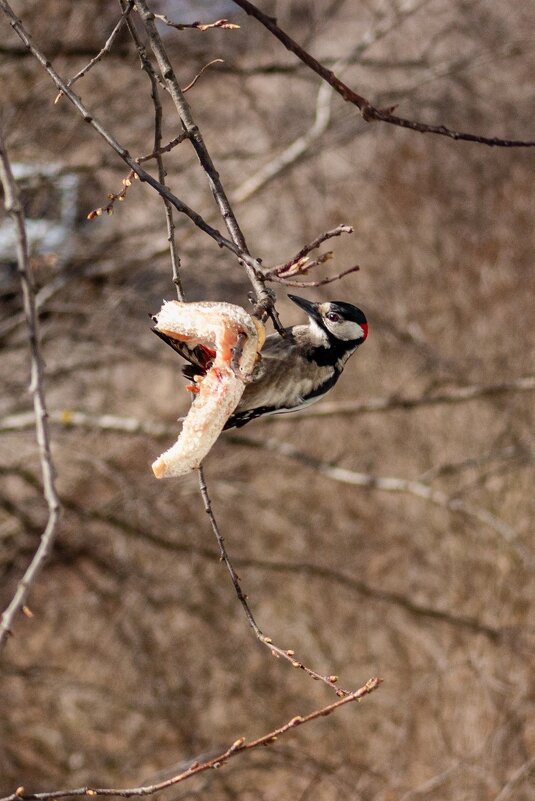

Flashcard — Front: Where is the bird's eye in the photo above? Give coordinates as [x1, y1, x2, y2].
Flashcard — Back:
[326, 312, 341, 323]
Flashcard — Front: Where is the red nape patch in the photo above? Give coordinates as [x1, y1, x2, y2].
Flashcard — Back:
[362, 323, 369, 340]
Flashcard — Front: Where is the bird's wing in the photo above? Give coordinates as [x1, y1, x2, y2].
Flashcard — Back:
[152, 327, 214, 378]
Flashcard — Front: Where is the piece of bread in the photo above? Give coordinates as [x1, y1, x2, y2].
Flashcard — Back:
[152, 300, 264, 478]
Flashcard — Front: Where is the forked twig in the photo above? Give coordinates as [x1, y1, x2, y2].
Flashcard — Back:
[265, 224, 359, 287]
[267, 264, 360, 288]
[120, 3, 184, 299]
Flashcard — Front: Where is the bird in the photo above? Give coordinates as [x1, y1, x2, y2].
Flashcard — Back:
[153, 294, 368, 429]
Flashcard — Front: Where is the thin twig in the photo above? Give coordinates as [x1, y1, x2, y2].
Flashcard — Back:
[87, 169, 136, 219]
[198, 467, 350, 695]
[267, 264, 360, 288]
[0, 130, 61, 650]
[182, 58, 224, 93]
[231, 0, 535, 148]
[263, 224, 359, 287]
[153, 14, 240, 32]
[54, 2, 133, 103]
[136, 132, 189, 164]
[0, 676, 380, 801]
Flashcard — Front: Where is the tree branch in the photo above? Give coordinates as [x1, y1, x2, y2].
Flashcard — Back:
[0, 677, 381, 801]
[120, 3, 184, 299]
[0, 130, 61, 650]
[232, 0, 432, 202]
[231, 0, 535, 148]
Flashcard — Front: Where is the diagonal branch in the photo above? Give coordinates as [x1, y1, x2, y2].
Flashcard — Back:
[231, 0, 535, 148]
[233, 0, 432, 202]
[54, 1, 134, 103]
[0, 676, 380, 801]
[0, 131, 61, 651]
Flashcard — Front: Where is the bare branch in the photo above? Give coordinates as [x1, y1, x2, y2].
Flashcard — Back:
[133, 0, 273, 316]
[198, 467, 351, 696]
[232, 0, 535, 148]
[233, 0, 432, 202]
[3, 373, 534, 436]
[0, 677, 381, 801]
[87, 169, 136, 219]
[136, 132, 189, 164]
[0, 410, 173, 437]
[0, 0, 247, 259]
[267, 264, 360, 288]
[0, 130, 61, 650]
[120, 5, 184, 299]
[262, 224, 359, 287]
[1, 465, 511, 643]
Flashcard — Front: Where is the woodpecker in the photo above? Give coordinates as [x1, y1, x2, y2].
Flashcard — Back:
[153, 294, 368, 429]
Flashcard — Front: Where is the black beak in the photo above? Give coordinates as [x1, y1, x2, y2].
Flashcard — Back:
[288, 294, 321, 322]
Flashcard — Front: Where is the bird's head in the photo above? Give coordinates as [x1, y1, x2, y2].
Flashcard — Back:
[288, 294, 368, 346]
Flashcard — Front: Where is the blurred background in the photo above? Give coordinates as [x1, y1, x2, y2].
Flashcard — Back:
[1, 1, 534, 799]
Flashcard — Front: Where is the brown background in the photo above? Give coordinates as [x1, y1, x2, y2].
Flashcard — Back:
[1, 2, 534, 799]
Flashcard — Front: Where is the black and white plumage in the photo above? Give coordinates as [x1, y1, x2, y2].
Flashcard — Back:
[153, 294, 368, 429]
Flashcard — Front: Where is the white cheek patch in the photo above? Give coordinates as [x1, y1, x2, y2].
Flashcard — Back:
[327, 320, 364, 341]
